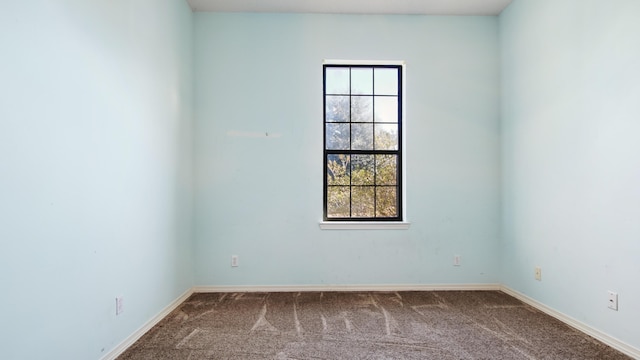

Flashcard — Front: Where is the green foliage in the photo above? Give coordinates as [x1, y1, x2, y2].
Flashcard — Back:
[351, 155, 374, 185]
[326, 154, 398, 218]
[376, 187, 397, 217]
[352, 186, 374, 217]
[327, 186, 349, 218]
[327, 154, 350, 185]
[376, 155, 396, 185]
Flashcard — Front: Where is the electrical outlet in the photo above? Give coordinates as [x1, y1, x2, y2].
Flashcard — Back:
[534, 266, 542, 281]
[453, 255, 461, 266]
[231, 255, 239, 267]
[608, 291, 618, 311]
[115, 296, 124, 315]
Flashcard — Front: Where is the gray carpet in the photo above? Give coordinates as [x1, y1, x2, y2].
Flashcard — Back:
[118, 291, 630, 359]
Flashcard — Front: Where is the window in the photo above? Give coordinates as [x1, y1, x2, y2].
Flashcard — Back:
[323, 64, 403, 222]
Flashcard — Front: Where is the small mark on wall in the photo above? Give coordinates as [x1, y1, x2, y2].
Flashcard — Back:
[227, 130, 282, 138]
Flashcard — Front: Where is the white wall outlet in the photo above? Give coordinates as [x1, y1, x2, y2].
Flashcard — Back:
[608, 291, 618, 311]
[453, 255, 461, 266]
[115, 296, 124, 315]
[231, 255, 239, 267]
[534, 266, 542, 281]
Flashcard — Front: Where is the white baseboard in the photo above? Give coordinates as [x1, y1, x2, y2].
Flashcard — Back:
[500, 286, 640, 359]
[193, 283, 501, 293]
[100, 288, 194, 360]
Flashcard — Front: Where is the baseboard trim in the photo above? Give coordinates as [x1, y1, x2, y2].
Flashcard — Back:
[100, 287, 194, 360]
[193, 283, 501, 293]
[500, 285, 640, 359]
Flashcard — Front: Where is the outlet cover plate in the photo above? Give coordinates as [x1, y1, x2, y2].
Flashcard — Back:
[608, 291, 618, 311]
[534, 267, 542, 281]
[116, 296, 124, 315]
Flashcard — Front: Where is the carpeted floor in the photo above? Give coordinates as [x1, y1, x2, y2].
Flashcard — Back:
[118, 291, 630, 359]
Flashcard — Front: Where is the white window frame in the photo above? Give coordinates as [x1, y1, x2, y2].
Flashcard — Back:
[319, 59, 409, 230]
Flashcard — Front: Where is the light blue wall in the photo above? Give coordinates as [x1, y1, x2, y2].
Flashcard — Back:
[0, 1, 194, 359]
[500, 0, 640, 350]
[194, 14, 501, 286]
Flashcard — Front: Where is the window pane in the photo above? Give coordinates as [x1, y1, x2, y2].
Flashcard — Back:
[326, 123, 350, 150]
[326, 68, 350, 95]
[374, 124, 398, 150]
[351, 96, 373, 122]
[352, 186, 374, 217]
[325, 96, 350, 122]
[374, 96, 398, 123]
[327, 186, 350, 218]
[351, 155, 374, 185]
[327, 154, 350, 185]
[351, 123, 373, 150]
[376, 155, 397, 185]
[351, 68, 373, 95]
[323, 64, 402, 221]
[376, 187, 397, 217]
[374, 68, 398, 95]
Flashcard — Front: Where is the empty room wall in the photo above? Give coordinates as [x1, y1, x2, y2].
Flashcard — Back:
[193, 13, 501, 287]
[0, 0, 194, 359]
[500, 0, 640, 351]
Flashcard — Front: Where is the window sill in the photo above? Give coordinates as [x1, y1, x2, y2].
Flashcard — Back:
[319, 221, 411, 230]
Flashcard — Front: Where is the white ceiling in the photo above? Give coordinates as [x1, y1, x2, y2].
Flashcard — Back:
[186, 0, 513, 16]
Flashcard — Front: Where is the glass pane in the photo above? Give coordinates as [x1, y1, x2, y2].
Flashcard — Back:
[376, 155, 397, 185]
[351, 123, 373, 150]
[352, 186, 374, 217]
[376, 187, 397, 217]
[351, 155, 374, 185]
[374, 124, 398, 150]
[374, 96, 398, 123]
[325, 96, 349, 122]
[327, 154, 350, 185]
[351, 96, 373, 122]
[326, 123, 350, 150]
[325, 67, 350, 95]
[374, 68, 398, 95]
[327, 186, 350, 218]
[351, 68, 373, 95]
